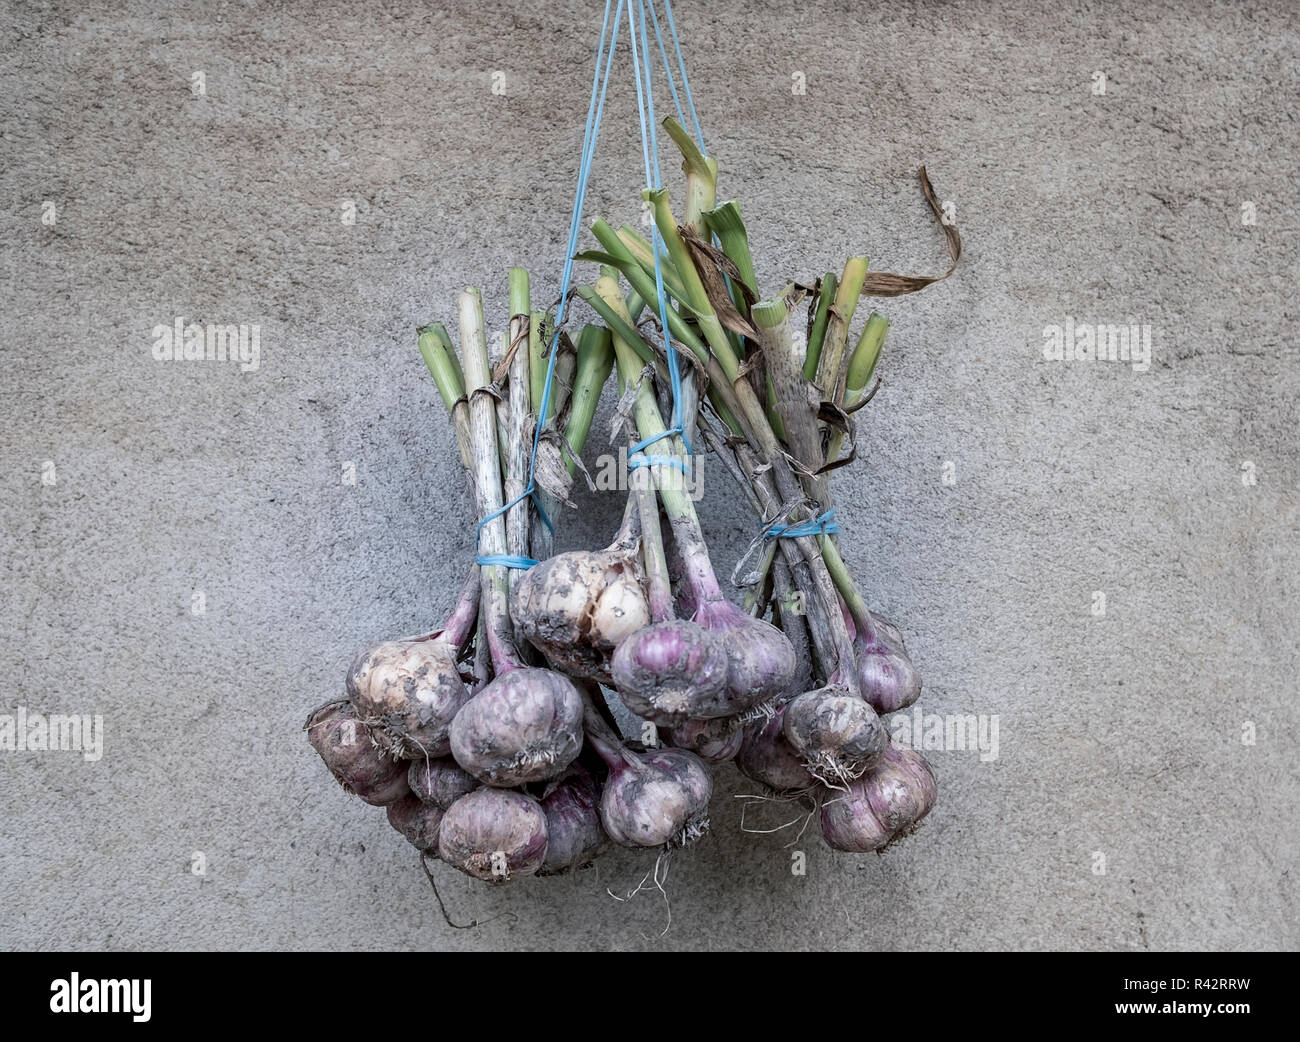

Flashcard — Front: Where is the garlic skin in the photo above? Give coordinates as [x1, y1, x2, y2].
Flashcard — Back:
[537, 766, 608, 876]
[819, 746, 937, 852]
[783, 687, 888, 785]
[449, 667, 584, 787]
[346, 637, 470, 760]
[408, 757, 479, 810]
[386, 794, 445, 852]
[664, 716, 744, 764]
[598, 748, 713, 849]
[735, 702, 818, 793]
[869, 613, 904, 647]
[592, 575, 652, 646]
[510, 548, 649, 681]
[438, 788, 548, 882]
[306, 701, 412, 806]
[611, 619, 730, 723]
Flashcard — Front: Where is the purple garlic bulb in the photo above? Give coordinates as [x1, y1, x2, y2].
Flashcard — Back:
[537, 766, 608, 875]
[611, 619, 730, 723]
[819, 746, 937, 852]
[591, 741, 713, 848]
[306, 701, 411, 806]
[408, 757, 479, 810]
[783, 687, 888, 785]
[693, 598, 797, 714]
[854, 615, 921, 715]
[385, 794, 445, 852]
[735, 702, 818, 793]
[664, 715, 744, 764]
[437, 788, 548, 882]
[449, 667, 584, 787]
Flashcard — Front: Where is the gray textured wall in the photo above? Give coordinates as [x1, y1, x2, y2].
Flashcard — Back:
[1, 0, 1296, 951]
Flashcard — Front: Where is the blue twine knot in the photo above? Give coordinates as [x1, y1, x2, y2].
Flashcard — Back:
[763, 508, 838, 540]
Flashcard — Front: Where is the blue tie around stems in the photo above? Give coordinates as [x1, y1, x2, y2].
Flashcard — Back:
[627, 429, 689, 475]
[763, 509, 839, 540]
[476, 553, 541, 569]
[630, 456, 688, 474]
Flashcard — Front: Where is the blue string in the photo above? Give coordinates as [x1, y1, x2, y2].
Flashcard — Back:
[629, 454, 688, 474]
[646, 1, 688, 138]
[628, 429, 675, 455]
[763, 509, 839, 540]
[659, 0, 705, 153]
[475, 0, 623, 568]
[474, 484, 545, 558]
[476, 553, 540, 569]
[629, 0, 690, 459]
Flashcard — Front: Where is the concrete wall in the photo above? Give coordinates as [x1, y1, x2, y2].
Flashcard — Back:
[1, 0, 1295, 950]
